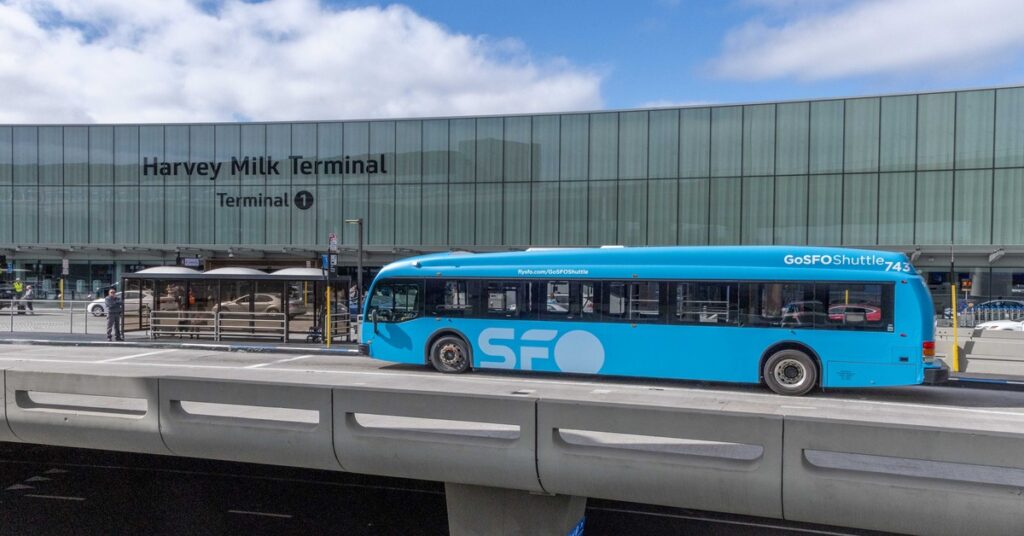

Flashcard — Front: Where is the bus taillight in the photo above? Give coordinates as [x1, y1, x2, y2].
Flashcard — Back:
[922, 341, 935, 360]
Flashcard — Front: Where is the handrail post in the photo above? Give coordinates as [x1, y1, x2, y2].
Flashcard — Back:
[215, 311, 220, 342]
[326, 285, 332, 349]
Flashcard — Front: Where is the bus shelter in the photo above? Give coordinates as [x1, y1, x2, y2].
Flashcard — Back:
[121, 267, 350, 343]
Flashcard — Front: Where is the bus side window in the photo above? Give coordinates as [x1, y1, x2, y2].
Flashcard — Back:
[740, 282, 818, 328]
[605, 282, 627, 319]
[818, 283, 892, 331]
[542, 281, 570, 319]
[485, 281, 519, 317]
[674, 282, 738, 325]
[426, 280, 477, 318]
[628, 281, 662, 322]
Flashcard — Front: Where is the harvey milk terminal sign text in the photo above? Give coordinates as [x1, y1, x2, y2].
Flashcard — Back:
[142, 154, 388, 180]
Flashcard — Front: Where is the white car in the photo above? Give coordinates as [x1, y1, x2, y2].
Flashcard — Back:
[975, 319, 1024, 331]
[89, 291, 153, 317]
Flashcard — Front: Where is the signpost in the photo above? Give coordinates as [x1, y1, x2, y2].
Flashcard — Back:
[60, 258, 69, 309]
[325, 232, 339, 348]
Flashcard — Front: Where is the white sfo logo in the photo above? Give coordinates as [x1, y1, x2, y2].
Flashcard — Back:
[477, 328, 605, 373]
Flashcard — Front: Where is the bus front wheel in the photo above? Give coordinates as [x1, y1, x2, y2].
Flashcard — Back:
[430, 335, 470, 374]
[763, 349, 817, 396]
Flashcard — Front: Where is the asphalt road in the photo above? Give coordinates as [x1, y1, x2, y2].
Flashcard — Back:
[0, 442, 890, 536]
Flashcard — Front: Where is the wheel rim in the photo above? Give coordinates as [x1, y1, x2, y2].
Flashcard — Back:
[437, 342, 466, 370]
[773, 358, 807, 389]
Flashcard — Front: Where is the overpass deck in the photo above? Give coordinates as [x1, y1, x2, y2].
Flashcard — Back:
[0, 344, 1022, 535]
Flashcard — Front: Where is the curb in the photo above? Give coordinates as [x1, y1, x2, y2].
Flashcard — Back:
[0, 338, 362, 356]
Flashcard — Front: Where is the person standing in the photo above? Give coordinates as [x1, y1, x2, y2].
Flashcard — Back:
[12, 278, 24, 313]
[104, 288, 123, 341]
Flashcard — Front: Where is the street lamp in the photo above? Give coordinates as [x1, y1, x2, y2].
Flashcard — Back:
[345, 218, 364, 314]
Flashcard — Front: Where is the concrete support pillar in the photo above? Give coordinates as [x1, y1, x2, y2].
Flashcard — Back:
[445, 483, 587, 536]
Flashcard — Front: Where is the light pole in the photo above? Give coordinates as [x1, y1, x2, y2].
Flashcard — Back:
[345, 218, 364, 315]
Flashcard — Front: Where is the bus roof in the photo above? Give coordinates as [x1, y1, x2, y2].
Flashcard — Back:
[376, 246, 917, 282]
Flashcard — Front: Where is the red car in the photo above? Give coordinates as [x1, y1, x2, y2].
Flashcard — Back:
[828, 304, 882, 322]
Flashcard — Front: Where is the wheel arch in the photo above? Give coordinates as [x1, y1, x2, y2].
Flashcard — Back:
[424, 328, 474, 367]
[759, 341, 822, 386]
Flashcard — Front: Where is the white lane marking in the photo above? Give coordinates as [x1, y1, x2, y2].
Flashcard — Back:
[245, 354, 314, 369]
[5, 484, 33, 491]
[24, 494, 85, 501]
[228, 509, 292, 519]
[98, 349, 177, 363]
[588, 506, 858, 536]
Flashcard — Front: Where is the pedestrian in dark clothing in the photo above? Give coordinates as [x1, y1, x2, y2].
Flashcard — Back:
[22, 285, 34, 314]
[104, 289, 123, 341]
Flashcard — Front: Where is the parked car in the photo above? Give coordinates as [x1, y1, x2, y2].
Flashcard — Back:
[215, 293, 306, 316]
[975, 319, 1024, 331]
[89, 291, 153, 316]
[828, 304, 882, 322]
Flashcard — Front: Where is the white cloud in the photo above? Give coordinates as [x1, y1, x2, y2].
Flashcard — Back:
[712, 0, 1024, 80]
[0, 0, 603, 123]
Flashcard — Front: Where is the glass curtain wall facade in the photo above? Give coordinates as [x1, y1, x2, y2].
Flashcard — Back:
[1, 87, 1023, 251]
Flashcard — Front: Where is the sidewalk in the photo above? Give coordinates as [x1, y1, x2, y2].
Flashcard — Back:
[0, 331, 362, 356]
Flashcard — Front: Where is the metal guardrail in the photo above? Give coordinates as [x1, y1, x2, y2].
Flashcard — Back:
[151, 310, 286, 342]
[937, 307, 1024, 328]
[1, 299, 149, 335]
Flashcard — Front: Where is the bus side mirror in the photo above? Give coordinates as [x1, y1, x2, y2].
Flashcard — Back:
[371, 309, 379, 334]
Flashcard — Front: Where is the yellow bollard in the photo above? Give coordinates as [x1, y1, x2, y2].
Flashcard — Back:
[950, 284, 960, 373]
[325, 285, 331, 348]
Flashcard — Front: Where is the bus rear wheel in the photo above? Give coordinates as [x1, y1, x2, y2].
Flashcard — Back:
[763, 349, 817, 396]
[430, 335, 470, 374]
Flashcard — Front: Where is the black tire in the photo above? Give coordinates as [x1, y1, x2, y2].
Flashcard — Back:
[90, 305, 106, 317]
[429, 335, 471, 373]
[763, 349, 818, 396]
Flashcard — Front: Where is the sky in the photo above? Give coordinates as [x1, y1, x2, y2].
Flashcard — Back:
[1, 0, 1023, 123]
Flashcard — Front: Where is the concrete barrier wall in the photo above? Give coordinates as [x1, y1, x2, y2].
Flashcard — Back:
[536, 399, 783, 518]
[4, 371, 168, 454]
[333, 389, 541, 492]
[784, 418, 1024, 535]
[0, 370, 19, 443]
[1, 370, 1023, 534]
[159, 379, 341, 471]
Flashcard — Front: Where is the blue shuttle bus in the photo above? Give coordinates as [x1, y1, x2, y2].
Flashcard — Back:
[360, 246, 948, 395]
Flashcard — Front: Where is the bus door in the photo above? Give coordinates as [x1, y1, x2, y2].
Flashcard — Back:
[366, 280, 423, 351]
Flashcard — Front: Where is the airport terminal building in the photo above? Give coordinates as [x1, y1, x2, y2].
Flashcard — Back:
[1, 86, 1023, 306]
